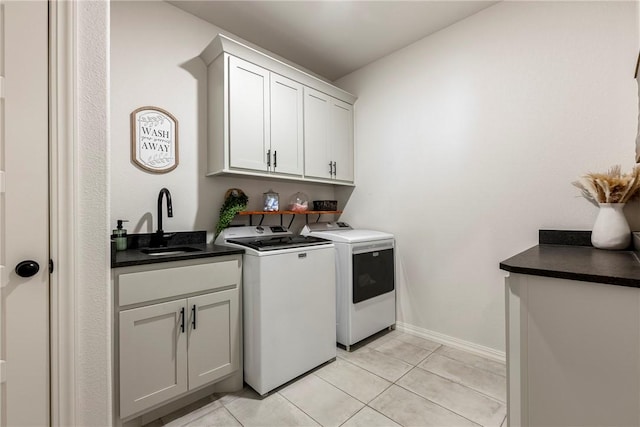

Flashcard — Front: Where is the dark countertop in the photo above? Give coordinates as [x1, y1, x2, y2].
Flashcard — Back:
[500, 230, 640, 288]
[111, 231, 244, 268]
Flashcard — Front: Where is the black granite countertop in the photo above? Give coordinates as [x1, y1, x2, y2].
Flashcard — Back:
[111, 231, 244, 268]
[499, 230, 640, 288]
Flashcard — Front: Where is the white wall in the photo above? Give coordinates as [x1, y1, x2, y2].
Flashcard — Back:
[337, 1, 639, 352]
[77, 1, 111, 425]
[111, 1, 335, 237]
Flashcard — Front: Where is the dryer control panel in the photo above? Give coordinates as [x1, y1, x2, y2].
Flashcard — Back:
[303, 221, 352, 232]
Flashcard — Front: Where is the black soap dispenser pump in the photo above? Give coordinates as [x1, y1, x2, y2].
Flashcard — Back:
[113, 219, 129, 251]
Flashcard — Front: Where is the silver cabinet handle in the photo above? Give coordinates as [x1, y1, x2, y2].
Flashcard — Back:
[329, 161, 333, 175]
[191, 304, 197, 330]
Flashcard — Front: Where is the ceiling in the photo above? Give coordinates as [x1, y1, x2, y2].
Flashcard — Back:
[168, 1, 498, 81]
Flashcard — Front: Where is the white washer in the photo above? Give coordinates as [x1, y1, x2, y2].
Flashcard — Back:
[215, 225, 336, 395]
[301, 222, 396, 350]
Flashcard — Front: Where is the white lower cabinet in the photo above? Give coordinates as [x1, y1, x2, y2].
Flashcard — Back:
[506, 273, 640, 426]
[188, 289, 239, 389]
[119, 300, 188, 418]
[116, 256, 242, 420]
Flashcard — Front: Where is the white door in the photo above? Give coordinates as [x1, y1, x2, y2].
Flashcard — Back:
[228, 56, 270, 172]
[329, 98, 354, 182]
[1, 1, 50, 426]
[119, 300, 188, 419]
[303, 87, 332, 180]
[270, 73, 303, 176]
[187, 289, 240, 389]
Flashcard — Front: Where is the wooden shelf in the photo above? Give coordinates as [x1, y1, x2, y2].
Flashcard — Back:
[238, 210, 342, 227]
[238, 210, 342, 216]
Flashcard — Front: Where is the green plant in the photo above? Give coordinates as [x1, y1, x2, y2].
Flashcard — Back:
[215, 188, 248, 237]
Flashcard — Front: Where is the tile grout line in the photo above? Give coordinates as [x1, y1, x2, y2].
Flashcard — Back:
[275, 387, 327, 427]
[434, 348, 507, 378]
[312, 372, 368, 405]
[391, 351, 504, 427]
[362, 403, 403, 427]
[182, 404, 242, 427]
[373, 354, 488, 427]
[416, 366, 507, 406]
[313, 368, 395, 407]
[336, 352, 404, 384]
[220, 405, 243, 427]
[166, 331, 506, 427]
[337, 405, 367, 427]
[391, 381, 485, 427]
[411, 363, 506, 405]
[371, 339, 442, 366]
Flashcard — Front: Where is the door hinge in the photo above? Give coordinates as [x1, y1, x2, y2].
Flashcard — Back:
[0, 76, 5, 99]
[0, 360, 6, 384]
[0, 265, 6, 288]
[49, 259, 54, 274]
[0, 171, 5, 194]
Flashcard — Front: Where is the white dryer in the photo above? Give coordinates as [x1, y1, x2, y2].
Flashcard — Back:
[301, 222, 395, 350]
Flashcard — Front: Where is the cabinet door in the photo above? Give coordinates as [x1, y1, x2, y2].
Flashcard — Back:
[303, 87, 332, 180]
[329, 98, 354, 183]
[187, 288, 240, 390]
[270, 73, 303, 176]
[119, 300, 188, 419]
[228, 56, 270, 171]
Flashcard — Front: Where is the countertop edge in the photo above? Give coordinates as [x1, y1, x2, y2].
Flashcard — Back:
[112, 247, 245, 268]
[499, 260, 640, 288]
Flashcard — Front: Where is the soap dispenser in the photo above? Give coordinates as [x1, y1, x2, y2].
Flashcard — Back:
[112, 220, 129, 251]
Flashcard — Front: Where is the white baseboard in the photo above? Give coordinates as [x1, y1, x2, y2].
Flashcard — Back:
[395, 321, 506, 363]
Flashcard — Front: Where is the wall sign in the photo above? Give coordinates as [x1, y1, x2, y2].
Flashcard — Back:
[131, 106, 179, 173]
[635, 53, 640, 162]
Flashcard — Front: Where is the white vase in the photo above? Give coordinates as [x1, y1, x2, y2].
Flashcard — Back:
[591, 203, 631, 250]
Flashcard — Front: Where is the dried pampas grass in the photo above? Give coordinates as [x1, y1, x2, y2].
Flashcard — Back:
[573, 165, 640, 204]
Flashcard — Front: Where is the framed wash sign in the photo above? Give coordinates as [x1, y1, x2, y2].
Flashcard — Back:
[635, 53, 640, 162]
[131, 106, 179, 173]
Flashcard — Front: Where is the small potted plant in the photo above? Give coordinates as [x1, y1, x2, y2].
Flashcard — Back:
[573, 165, 640, 249]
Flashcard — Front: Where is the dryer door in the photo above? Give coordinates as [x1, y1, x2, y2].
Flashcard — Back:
[352, 247, 395, 304]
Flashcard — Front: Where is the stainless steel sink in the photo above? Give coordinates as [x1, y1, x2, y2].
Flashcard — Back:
[140, 246, 202, 256]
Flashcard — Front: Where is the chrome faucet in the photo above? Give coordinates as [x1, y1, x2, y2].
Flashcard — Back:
[152, 188, 173, 247]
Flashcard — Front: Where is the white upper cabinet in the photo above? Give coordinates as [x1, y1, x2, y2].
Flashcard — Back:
[228, 56, 304, 176]
[304, 88, 354, 183]
[303, 88, 332, 180]
[270, 73, 304, 176]
[228, 56, 270, 171]
[330, 98, 354, 182]
[202, 34, 356, 185]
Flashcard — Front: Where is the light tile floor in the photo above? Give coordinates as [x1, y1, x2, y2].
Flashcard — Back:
[146, 330, 506, 427]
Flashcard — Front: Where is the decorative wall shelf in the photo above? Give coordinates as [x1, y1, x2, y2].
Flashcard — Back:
[238, 210, 342, 227]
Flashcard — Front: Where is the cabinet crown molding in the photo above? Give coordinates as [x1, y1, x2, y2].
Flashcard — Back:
[200, 34, 356, 104]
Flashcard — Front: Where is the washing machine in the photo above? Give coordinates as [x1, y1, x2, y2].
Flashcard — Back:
[215, 225, 336, 394]
[301, 221, 395, 350]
